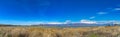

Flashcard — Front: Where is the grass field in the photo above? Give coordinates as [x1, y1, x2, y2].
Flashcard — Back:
[0, 26, 120, 37]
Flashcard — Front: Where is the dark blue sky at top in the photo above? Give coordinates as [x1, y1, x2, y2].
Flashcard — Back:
[0, 0, 120, 22]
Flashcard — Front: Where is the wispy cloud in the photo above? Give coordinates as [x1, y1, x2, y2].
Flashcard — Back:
[89, 16, 95, 19]
[0, 20, 44, 25]
[114, 8, 120, 10]
[64, 20, 71, 24]
[91, 12, 108, 19]
[97, 12, 108, 15]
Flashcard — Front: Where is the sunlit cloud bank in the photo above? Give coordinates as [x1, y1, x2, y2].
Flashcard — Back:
[80, 19, 120, 24]
[0, 19, 120, 25]
[45, 20, 120, 24]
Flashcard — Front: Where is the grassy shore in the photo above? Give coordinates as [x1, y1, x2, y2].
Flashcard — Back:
[0, 26, 120, 37]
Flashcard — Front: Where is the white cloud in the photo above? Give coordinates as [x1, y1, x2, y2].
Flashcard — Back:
[0, 20, 119, 25]
[80, 19, 97, 24]
[97, 12, 108, 15]
[80, 19, 120, 24]
[114, 8, 120, 10]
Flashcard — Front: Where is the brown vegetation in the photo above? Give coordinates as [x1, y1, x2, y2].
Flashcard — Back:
[0, 26, 120, 37]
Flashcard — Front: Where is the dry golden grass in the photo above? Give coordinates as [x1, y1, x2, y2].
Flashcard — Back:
[0, 26, 120, 37]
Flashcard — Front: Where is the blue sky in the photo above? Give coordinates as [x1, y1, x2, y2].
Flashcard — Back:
[0, 0, 120, 24]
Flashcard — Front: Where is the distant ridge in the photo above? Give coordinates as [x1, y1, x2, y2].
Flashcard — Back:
[31, 22, 116, 27]
[0, 22, 119, 27]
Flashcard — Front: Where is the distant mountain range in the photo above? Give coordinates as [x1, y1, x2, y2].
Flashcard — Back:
[31, 22, 117, 27]
[0, 21, 119, 27]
